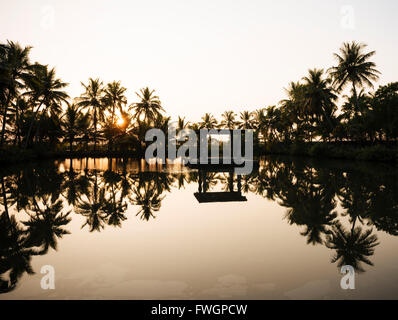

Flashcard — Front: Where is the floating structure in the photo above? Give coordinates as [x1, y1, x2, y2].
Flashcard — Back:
[194, 169, 247, 203]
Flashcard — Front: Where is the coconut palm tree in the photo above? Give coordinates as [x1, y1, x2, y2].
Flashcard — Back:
[328, 41, 380, 96]
[103, 81, 127, 150]
[77, 78, 106, 151]
[177, 116, 190, 131]
[279, 81, 311, 141]
[238, 111, 253, 129]
[199, 113, 217, 129]
[129, 87, 164, 124]
[0, 41, 32, 147]
[302, 68, 337, 137]
[23, 64, 69, 148]
[253, 108, 267, 142]
[61, 104, 90, 152]
[219, 111, 237, 129]
[104, 81, 127, 124]
[12, 96, 29, 146]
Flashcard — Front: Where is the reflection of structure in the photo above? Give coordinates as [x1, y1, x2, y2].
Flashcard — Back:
[194, 169, 247, 203]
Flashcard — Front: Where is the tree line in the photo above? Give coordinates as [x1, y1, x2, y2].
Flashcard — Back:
[1, 40, 398, 155]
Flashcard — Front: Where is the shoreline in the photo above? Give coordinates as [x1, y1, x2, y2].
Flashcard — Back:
[0, 142, 397, 167]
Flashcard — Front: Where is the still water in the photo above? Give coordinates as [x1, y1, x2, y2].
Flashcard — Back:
[1, 157, 398, 299]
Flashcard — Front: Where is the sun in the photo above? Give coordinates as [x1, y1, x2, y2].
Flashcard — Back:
[117, 117, 124, 126]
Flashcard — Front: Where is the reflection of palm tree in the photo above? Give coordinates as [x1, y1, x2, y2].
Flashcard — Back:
[0, 213, 35, 293]
[282, 186, 337, 245]
[131, 183, 164, 221]
[325, 222, 379, 273]
[135, 172, 174, 195]
[102, 170, 127, 227]
[61, 164, 90, 206]
[22, 198, 71, 254]
[199, 172, 219, 192]
[76, 172, 107, 232]
[174, 172, 188, 189]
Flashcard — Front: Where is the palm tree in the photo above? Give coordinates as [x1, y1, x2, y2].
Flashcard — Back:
[23, 64, 69, 148]
[177, 116, 190, 131]
[103, 81, 127, 150]
[77, 78, 105, 151]
[129, 87, 164, 124]
[219, 111, 237, 129]
[199, 113, 217, 129]
[279, 81, 311, 141]
[0, 41, 32, 147]
[329, 41, 380, 96]
[302, 68, 337, 137]
[60, 104, 90, 152]
[12, 96, 29, 146]
[238, 111, 253, 129]
[104, 81, 127, 124]
[253, 108, 267, 142]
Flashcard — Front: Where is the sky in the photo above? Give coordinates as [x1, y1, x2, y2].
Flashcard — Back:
[1, 0, 398, 122]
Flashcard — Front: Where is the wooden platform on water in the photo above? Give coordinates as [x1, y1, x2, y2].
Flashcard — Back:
[194, 191, 247, 203]
[187, 159, 259, 172]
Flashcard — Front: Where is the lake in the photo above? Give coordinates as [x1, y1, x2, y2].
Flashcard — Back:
[1, 156, 398, 299]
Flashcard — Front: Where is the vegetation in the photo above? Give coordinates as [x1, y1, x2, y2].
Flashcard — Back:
[1, 156, 398, 292]
[1, 40, 397, 164]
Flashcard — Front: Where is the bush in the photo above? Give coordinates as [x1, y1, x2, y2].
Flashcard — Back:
[355, 145, 396, 162]
[308, 143, 335, 158]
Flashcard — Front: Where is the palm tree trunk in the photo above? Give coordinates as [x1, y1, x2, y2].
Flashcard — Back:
[1, 176, 10, 222]
[24, 100, 44, 149]
[69, 136, 73, 153]
[94, 108, 97, 152]
[352, 84, 358, 117]
[0, 93, 12, 147]
[13, 106, 20, 146]
[33, 108, 46, 144]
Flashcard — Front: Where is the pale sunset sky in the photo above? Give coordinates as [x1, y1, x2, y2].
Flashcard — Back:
[1, 0, 397, 121]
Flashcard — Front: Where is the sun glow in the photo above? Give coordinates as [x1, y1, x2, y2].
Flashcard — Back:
[117, 117, 125, 126]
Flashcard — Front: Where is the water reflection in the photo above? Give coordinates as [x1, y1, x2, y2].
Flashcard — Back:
[195, 169, 247, 203]
[0, 157, 397, 294]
